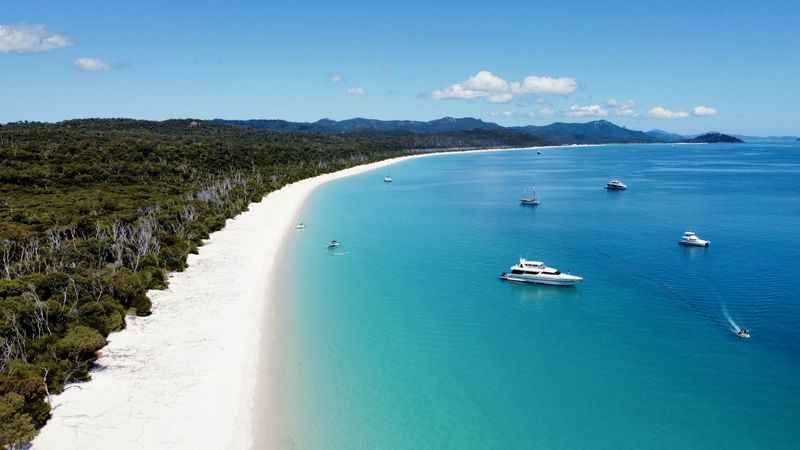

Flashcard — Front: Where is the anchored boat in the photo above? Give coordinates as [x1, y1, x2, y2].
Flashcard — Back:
[678, 231, 710, 247]
[500, 258, 583, 286]
[520, 186, 540, 206]
[606, 179, 627, 190]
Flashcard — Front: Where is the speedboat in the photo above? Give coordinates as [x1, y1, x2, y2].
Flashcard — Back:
[520, 186, 540, 206]
[296, 222, 306, 230]
[736, 328, 751, 339]
[678, 231, 710, 247]
[606, 179, 627, 190]
[537, 151, 542, 155]
[384, 176, 393, 183]
[500, 258, 583, 286]
[327, 240, 340, 248]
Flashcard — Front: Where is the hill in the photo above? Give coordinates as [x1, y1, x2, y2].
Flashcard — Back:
[512, 120, 656, 144]
[686, 132, 743, 143]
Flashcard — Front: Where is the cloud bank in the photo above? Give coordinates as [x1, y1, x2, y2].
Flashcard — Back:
[648, 106, 689, 119]
[75, 57, 111, 72]
[608, 99, 638, 117]
[433, 70, 576, 103]
[0, 24, 72, 53]
[567, 104, 608, 118]
[692, 105, 718, 116]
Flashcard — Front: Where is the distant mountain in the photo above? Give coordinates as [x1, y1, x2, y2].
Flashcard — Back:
[215, 116, 502, 134]
[686, 133, 743, 143]
[512, 120, 656, 144]
[217, 116, 743, 146]
[645, 129, 685, 142]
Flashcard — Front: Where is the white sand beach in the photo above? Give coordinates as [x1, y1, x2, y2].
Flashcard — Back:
[31, 146, 559, 450]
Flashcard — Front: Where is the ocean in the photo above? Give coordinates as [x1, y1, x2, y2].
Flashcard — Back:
[266, 143, 800, 450]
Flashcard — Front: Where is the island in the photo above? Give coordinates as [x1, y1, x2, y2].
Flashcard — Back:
[686, 132, 744, 143]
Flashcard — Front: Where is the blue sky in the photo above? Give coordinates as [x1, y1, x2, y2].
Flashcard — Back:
[2, 0, 798, 135]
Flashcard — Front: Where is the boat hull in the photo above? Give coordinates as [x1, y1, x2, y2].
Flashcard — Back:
[606, 185, 627, 190]
[500, 273, 582, 286]
[678, 240, 709, 247]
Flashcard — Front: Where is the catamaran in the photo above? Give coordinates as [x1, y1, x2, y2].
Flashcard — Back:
[500, 258, 583, 286]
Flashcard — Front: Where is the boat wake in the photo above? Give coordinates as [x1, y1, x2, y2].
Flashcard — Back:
[721, 302, 742, 334]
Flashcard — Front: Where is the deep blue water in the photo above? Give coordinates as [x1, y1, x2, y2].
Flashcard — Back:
[268, 143, 800, 450]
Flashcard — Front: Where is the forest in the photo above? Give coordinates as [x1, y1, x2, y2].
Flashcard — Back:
[0, 118, 547, 447]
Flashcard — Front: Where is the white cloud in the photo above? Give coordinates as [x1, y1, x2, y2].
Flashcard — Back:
[510, 76, 576, 95]
[566, 104, 608, 118]
[75, 57, 110, 72]
[432, 70, 576, 103]
[648, 106, 689, 119]
[330, 73, 343, 83]
[0, 24, 72, 53]
[692, 105, 718, 116]
[488, 111, 513, 118]
[607, 98, 638, 117]
[346, 87, 366, 96]
[462, 70, 509, 92]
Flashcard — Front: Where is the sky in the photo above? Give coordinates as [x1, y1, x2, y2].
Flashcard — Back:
[1, 0, 798, 135]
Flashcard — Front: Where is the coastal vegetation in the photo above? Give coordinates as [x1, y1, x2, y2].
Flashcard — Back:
[0, 118, 550, 445]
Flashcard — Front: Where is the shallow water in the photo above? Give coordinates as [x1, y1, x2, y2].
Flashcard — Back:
[268, 143, 800, 450]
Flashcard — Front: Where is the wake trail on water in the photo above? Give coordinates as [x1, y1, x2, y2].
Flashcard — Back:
[721, 302, 741, 333]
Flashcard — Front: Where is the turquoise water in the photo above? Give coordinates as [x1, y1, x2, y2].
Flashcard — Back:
[268, 144, 800, 450]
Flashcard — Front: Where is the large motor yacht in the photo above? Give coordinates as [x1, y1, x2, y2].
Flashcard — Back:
[500, 258, 583, 286]
[678, 231, 710, 247]
[606, 179, 628, 190]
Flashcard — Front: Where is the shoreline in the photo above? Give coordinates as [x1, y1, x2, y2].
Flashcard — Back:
[33, 144, 554, 449]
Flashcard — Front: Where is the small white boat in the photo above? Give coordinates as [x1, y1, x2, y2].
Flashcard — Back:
[327, 240, 340, 248]
[500, 258, 583, 286]
[384, 175, 393, 183]
[606, 179, 627, 190]
[678, 231, 710, 247]
[736, 328, 751, 339]
[296, 222, 306, 230]
[520, 186, 540, 206]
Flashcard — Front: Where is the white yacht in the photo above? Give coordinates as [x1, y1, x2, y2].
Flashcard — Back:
[500, 258, 583, 286]
[384, 175, 393, 183]
[606, 179, 627, 190]
[296, 222, 306, 230]
[327, 240, 340, 248]
[678, 231, 710, 247]
[520, 186, 540, 206]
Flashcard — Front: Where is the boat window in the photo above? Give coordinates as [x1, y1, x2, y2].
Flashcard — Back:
[511, 269, 524, 274]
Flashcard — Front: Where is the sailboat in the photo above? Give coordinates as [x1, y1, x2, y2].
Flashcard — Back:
[520, 186, 540, 206]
